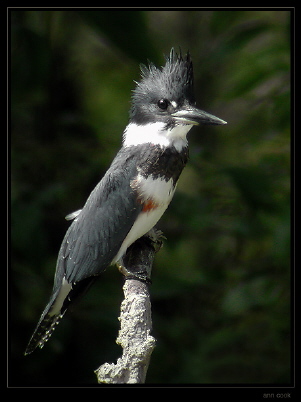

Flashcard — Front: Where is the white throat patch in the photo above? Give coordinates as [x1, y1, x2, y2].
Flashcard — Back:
[123, 122, 192, 152]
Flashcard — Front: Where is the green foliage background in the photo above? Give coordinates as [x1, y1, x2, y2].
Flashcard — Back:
[10, 10, 291, 386]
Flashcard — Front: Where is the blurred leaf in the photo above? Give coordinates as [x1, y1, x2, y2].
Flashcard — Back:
[225, 23, 270, 52]
[210, 10, 246, 35]
[222, 277, 282, 315]
[224, 165, 279, 212]
[78, 10, 158, 63]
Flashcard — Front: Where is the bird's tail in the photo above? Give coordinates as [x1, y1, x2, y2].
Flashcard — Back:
[24, 276, 97, 355]
[24, 308, 65, 356]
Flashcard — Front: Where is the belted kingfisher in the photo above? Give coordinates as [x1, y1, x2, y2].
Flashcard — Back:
[24, 48, 226, 355]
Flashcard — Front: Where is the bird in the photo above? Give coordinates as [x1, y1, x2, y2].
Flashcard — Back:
[24, 48, 227, 355]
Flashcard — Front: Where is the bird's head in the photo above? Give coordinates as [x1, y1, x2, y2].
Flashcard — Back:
[130, 48, 226, 127]
[124, 49, 226, 150]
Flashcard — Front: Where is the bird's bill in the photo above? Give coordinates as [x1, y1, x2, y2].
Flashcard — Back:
[172, 106, 227, 126]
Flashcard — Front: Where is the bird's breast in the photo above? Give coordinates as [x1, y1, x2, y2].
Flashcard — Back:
[131, 173, 176, 209]
[113, 174, 175, 263]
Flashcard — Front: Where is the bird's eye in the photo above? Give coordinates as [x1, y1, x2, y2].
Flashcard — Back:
[157, 99, 169, 110]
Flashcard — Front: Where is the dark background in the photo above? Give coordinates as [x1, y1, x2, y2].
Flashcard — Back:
[10, 9, 291, 386]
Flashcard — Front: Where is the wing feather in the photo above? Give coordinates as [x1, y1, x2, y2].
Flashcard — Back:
[53, 147, 142, 288]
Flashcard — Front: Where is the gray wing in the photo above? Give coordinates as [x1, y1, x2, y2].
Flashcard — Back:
[54, 146, 143, 287]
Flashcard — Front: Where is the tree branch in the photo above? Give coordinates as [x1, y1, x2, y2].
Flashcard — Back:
[95, 229, 162, 384]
